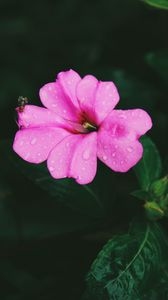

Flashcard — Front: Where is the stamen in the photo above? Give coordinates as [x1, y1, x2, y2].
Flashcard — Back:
[83, 121, 97, 132]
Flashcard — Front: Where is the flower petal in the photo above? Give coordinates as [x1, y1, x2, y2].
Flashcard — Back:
[97, 132, 143, 172]
[94, 81, 120, 125]
[69, 132, 97, 184]
[77, 75, 98, 123]
[97, 109, 152, 172]
[47, 132, 97, 184]
[17, 105, 67, 129]
[47, 134, 80, 180]
[40, 81, 80, 122]
[13, 127, 70, 163]
[105, 109, 152, 137]
[77, 76, 120, 125]
[57, 69, 81, 109]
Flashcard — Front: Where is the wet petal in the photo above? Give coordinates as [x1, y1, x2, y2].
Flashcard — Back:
[17, 105, 67, 129]
[97, 132, 143, 172]
[94, 81, 120, 125]
[105, 109, 152, 137]
[77, 75, 98, 123]
[13, 127, 70, 163]
[57, 69, 81, 109]
[69, 132, 97, 184]
[77, 77, 120, 125]
[40, 81, 80, 122]
[47, 134, 80, 179]
[97, 108, 152, 172]
[47, 132, 97, 184]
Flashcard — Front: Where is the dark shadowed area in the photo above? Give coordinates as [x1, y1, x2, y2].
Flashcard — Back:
[0, 0, 168, 299]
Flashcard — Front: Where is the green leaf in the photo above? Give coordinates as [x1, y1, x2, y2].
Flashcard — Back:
[150, 176, 168, 200]
[134, 136, 162, 190]
[146, 50, 168, 84]
[131, 189, 150, 200]
[82, 221, 168, 300]
[142, 0, 168, 10]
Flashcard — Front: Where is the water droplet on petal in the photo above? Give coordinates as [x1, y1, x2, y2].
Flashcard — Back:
[83, 150, 90, 160]
[30, 138, 37, 145]
[119, 114, 126, 119]
[102, 155, 107, 161]
[112, 152, 116, 157]
[49, 166, 55, 172]
[52, 103, 57, 108]
[121, 160, 124, 165]
[127, 146, 133, 152]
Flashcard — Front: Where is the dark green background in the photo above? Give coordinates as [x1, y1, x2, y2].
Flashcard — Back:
[0, 0, 168, 299]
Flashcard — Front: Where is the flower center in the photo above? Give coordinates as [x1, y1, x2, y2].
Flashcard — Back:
[82, 121, 97, 132]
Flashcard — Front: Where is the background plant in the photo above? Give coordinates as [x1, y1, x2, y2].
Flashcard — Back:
[0, 0, 168, 299]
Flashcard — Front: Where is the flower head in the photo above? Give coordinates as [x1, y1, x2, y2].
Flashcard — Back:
[13, 69, 152, 184]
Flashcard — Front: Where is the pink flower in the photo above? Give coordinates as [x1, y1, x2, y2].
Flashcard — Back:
[13, 69, 152, 184]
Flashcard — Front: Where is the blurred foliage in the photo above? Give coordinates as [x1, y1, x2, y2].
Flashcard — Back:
[82, 220, 168, 300]
[0, 0, 168, 299]
[142, 0, 168, 10]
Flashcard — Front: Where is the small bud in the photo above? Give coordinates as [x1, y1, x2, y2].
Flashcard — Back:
[150, 175, 168, 200]
[144, 201, 164, 221]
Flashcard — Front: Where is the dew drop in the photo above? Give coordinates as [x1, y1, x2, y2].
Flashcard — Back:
[49, 166, 54, 172]
[112, 152, 116, 157]
[102, 155, 107, 161]
[127, 146, 133, 152]
[83, 150, 90, 160]
[119, 114, 126, 119]
[30, 138, 37, 145]
[121, 160, 124, 165]
[52, 103, 57, 108]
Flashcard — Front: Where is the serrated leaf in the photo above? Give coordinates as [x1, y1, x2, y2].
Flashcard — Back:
[82, 221, 168, 300]
[134, 136, 162, 190]
[142, 0, 168, 10]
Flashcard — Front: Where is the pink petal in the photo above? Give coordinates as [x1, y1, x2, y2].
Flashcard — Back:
[97, 109, 152, 172]
[106, 109, 152, 137]
[69, 132, 97, 184]
[77, 77, 119, 125]
[47, 132, 97, 184]
[94, 81, 120, 125]
[17, 105, 67, 129]
[13, 127, 70, 163]
[39, 81, 80, 122]
[97, 132, 143, 172]
[57, 70, 81, 109]
[76, 75, 98, 123]
[47, 134, 80, 179]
